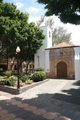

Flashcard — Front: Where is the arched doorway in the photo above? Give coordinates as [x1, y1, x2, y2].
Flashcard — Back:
[57, 62, 67, 78]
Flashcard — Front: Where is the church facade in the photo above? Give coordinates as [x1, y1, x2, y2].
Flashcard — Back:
[34, 26, 80, 80]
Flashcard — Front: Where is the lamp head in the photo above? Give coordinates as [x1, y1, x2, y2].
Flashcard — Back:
[16, 46, 20, 53]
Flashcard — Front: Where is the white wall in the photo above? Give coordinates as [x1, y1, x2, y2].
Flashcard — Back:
[45, 50, 50, 72]
[34, 26, 52, 71]
[74, 47, 80, 80]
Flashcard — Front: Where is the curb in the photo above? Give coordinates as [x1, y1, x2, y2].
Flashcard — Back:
[0, 79, 49, 95]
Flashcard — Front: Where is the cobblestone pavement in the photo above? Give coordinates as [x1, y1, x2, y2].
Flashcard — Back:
[0, 79, 80, 120]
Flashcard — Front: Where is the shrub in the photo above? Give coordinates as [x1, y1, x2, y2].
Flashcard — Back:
[27, 74, 33, 79]
[24, 73, 33, 79]
[32, 71, 46, 82]
[10, 76, 16, 86]
[0, 75, 16, 86]
[21, 75, 28, 82]
[0, 76, 5, 80]
[20, 82, 24, 87]
[4, 76, 16, 86]
[0, 76, 6, 85]
[35, 67, 44, 71]
[5, 71, 12, 77]
[5, 79, 11, 86]
[27, 79, 33, 84]
[11, 75, 17, 81]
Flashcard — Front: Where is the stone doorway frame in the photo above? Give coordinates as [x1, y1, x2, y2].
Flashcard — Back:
[54, 59, 70, 78]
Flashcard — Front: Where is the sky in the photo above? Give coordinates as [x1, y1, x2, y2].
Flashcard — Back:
[4, 0, 80, 45]
[4, 0, 46, 17]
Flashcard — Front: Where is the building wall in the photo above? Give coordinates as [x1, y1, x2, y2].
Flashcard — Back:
[34, 26, 52, 71]
[74, 47, 80, 80]
[46, 47, 75, 79]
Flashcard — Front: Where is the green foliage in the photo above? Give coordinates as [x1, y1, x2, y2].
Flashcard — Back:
[23, 73, 33, 79]
[10, 77, 16, 86]
[27, 74, 33, 79]
[32, 71, 46, 82]
[37, 16, 54, 30]
[11, 75, 17, 81]
[21, 75, 28, 82]
[27, 79, 33, 84]
[37, 0, 80, 24]
[5, 79, 11, 86]
[0, 1, 45, 61]
[35, 67, 44, 71]
[5, 71, 12, 77]
[0, 76, 4, 80]
[0, 75, 16, 86]
[0, 76, 6, 85]
[20, 82, 24, 87]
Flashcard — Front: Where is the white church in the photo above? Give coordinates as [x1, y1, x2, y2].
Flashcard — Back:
[34, 26, 80, 80]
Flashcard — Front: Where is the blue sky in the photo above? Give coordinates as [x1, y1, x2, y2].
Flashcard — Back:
[4, 0, 46, 17]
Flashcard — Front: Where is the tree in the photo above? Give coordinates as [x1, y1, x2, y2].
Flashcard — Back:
[37, 0, 80, 25]
[0, 0, 3, 2]
[37, 16, 71, 45]
[36, 16, 54, 30]
[52, 27, 71, 45]
[37, 16, 45, 27]
[0, 1, 45, 62]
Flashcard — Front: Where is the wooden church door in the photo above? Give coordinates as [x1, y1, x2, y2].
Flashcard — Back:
[57, 62, 67, 78]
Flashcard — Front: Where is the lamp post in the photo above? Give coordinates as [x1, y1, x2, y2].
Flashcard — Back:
[16, 46, 20, 89]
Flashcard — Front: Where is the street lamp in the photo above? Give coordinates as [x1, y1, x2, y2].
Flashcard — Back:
[16, 46, 20, 89]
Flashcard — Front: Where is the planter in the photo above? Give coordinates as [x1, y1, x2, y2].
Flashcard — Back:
[0, 79, 49, 95]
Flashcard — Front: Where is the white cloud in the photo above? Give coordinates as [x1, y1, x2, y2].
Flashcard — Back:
[29, 16, 41, 24]
[16, 2, 23, 9]
[26, 7, 42, 14]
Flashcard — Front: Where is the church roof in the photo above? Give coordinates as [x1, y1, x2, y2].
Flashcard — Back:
[46, 42, 79, 50]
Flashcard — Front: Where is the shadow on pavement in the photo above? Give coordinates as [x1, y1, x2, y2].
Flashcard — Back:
[73, 80, 80, 86]
[0, 80, 80, 119]
[52, 80, 80, 105]
[0, 93, 73, 120]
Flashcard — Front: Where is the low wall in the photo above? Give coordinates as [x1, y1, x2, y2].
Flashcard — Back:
[0, 79, 49, 95]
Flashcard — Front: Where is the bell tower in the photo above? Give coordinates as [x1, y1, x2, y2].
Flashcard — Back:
[34, 26, 52, 71]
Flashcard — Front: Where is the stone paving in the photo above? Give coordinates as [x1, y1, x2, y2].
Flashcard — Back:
[0, 79, 80, 120]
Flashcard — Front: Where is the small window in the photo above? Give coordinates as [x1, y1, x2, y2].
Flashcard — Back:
[49, 31, 51, 38]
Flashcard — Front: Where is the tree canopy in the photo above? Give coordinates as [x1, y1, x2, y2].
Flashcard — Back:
[0, 1, 45, 61]
[52, 27, 71, 45]
[37, 0, 80, 25]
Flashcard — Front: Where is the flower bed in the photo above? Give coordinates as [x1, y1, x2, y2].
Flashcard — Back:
[0, 67, 47, 94]
[0, 71, 34, 88]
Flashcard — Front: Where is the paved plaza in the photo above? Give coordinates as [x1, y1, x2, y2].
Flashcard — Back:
[0, 79, 80, 120]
